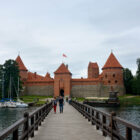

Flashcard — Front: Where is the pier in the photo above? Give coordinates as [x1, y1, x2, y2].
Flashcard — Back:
[30, 102, 106, 140]
[0, 101, 140, 140]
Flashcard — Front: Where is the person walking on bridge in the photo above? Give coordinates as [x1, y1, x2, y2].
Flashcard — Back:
[59, 96, 64, 113]
[53, 97, 57, 113]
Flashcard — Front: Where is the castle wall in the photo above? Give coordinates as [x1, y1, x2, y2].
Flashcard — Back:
[71, 85, 101, 97]
[24, 85, 54, 96]
[70, 84, 125, 98]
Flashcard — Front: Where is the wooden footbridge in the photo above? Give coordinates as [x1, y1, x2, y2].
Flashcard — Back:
[0, 101, 140, 140]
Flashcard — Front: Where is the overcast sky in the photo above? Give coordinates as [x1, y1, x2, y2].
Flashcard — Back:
[0, 0, 140, 78]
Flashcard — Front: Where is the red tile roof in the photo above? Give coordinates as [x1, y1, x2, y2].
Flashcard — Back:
[54, 63, 71, 74]
[16, 55, 28, 71]
[45, 72, 53, 80]
[102, 53, 123, 69]
[88, 62, 99, 68]
[27, 72, 45, 81]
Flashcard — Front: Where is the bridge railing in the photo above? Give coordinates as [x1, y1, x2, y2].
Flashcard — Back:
[71, 100, 140, 140]
[0, 102, 53, 140]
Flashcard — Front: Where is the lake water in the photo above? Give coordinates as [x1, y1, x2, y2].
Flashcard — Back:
[0, 107, 37, 131]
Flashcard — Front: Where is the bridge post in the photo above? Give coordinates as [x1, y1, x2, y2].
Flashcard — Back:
[39, 110, 41, 126]
[126, 127, 132, 140]
[102, 115, 107, 136]
[31, 115, 35, 137]
[110, 112, 116, 140]
[23, 112, 29, 140]
[88, 107, 90, 121]
[91, 109, 95, 125]
[13, 129, 18, 140]
[96, 112, 99, 130]
[35, 112, 38, 130]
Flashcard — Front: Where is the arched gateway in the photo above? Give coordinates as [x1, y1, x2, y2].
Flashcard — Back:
[60, 89, 64, 97]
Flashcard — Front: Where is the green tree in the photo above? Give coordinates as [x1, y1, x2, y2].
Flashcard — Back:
[132, 58, 140, 95]
[0, 65, 3, 98]
[136, 58, 140, 79]
[3, 59, 21, 99]
[123, 68, 133, 94]
[131, 77, 140, 95]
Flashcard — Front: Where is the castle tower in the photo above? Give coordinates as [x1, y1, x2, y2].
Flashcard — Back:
[102, 52, 123, 86]
[54, 63, 72, 97]
[16, 55, 28, 81]
[88, 62, 99, 78]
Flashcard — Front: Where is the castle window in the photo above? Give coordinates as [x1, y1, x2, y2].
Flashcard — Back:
[115, 80, 118, 83]
[113, 74, 115, 78]
[105, 74, 107, 78]
[108, 80, 111, 84]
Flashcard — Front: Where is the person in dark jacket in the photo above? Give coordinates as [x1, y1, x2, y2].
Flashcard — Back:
[59, 96, 64, 113]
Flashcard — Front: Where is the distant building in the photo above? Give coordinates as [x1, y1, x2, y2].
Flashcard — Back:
[16, 52, 125, 97]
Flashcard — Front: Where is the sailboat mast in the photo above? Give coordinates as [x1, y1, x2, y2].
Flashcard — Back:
[10, 75, 11, 100]
[17, 77, 19, 99]
[2, 72, 4, 99]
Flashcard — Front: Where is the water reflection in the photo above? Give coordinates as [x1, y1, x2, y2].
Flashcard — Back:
[0, 107, 37, 131]
[97, 106, 140, 126]
[97, 106, 140, 140]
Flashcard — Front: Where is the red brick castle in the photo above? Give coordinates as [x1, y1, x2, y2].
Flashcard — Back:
[16, 52, 125, 97]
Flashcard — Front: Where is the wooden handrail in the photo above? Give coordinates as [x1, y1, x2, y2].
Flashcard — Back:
[0, 102, 53, 140]
[71, 100, 140, 140]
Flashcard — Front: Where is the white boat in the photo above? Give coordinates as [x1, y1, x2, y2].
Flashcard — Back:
[0, 101, 28, 108]
[0, 75, 28, 108]
[0, 102, 7, 108]
[5, 101, 16, 108]
[14, 78, 28, 108]
[16, 102, 28, 108]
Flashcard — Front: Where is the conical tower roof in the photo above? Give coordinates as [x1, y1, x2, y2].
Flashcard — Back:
[16, 55, 28, 71]
[54, 63, 71, 74]
[102, 53, 123, 69]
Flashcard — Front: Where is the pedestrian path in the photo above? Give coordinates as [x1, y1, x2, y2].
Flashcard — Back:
[30, 103, 109, 140]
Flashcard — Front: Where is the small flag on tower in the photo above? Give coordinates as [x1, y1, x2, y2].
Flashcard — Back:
[63, 54, 67, 58]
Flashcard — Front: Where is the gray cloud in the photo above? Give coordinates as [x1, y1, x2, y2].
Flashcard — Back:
[0, 0, 140, 78]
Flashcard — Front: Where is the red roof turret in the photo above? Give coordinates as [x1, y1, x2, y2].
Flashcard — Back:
[16, 55, 28, 71]
[102, 52, 123, 69]
[54, 63, 71, 74]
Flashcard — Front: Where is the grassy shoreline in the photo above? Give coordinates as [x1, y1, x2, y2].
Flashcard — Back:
[119, 95, 140, 106]
[73, 95, 140, 107]
[20, 95, 53, 106]
[20, 95, 140, 107]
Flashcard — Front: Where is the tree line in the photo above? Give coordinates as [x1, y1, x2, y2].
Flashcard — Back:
[0, 59, 22, 99]
[123, 58, 140, 95]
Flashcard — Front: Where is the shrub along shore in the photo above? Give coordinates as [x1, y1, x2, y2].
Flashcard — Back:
[73, 95, 140, 107]
[119, 95, 140, 106]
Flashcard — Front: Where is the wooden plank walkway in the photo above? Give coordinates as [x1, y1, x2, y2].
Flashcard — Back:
[30, 103, 109, 140]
